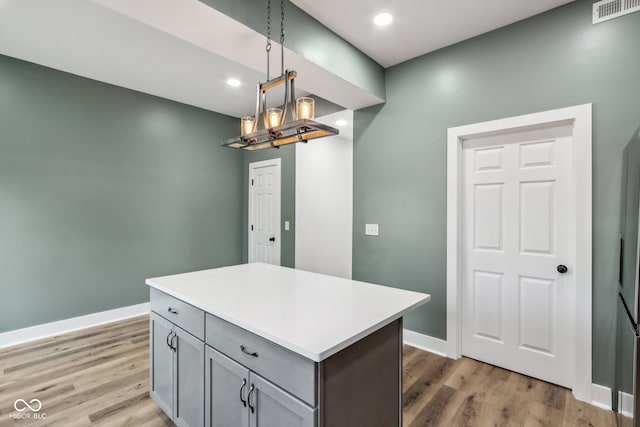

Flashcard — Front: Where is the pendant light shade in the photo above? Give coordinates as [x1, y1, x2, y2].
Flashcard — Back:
[241, 117, 255, 136]
[296, 97, 314, 120]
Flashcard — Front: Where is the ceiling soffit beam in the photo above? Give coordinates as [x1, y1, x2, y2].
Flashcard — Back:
[91, 0, 386, 112]
[202, 0, 386, 101]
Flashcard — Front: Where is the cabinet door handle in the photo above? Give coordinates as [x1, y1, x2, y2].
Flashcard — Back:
[240, 345, 259, 358]
[170, 333, 177, 352]
[167, 307, 179, 315]
[239, 378, 247, 407]
[166, 330, 174, 349]
[247, 384, 256, 414]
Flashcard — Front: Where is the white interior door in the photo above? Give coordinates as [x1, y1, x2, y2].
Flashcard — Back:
[249, 159, 281, 265]
[461, 124, 574, 388]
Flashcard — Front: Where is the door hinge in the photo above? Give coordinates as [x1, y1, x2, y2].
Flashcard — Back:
[251, 179, 254, 186]
[251, 225, 254, 231]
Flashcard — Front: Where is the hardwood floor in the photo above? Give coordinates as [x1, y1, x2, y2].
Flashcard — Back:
[0, 316, 616, 426]
[401, 345, 616, 427]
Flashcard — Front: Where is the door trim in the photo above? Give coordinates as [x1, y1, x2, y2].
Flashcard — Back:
[248, 158, 282, 264]
[446, 104, 592, 402]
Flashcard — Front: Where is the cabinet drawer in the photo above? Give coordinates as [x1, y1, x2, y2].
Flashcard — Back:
[206, 314, 317, 406]
[150, 288, 205, 340]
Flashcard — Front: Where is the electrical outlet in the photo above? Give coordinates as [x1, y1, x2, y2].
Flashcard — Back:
[284, 221, 290, 231]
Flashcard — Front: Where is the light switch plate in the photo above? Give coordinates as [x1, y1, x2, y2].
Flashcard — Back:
[284, 221, 290, 231]
[365, 224, 379, 236]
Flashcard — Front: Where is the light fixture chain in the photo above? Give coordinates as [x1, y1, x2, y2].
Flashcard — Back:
[266, 0, 272, 80]
[280, 0, 285, 75]
[266, 0, 271, 44]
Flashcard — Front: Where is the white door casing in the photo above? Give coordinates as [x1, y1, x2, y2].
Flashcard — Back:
[447, 104, 592, 402]
[462, 125, 573, 388]
[249, 158, 281, 265]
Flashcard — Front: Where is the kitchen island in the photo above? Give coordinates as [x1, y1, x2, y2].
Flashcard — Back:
[147, 263, 430, 427]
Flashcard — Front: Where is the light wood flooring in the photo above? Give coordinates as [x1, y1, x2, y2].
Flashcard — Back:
[0, 316, 616, 426]
[402, 345, 615, 426]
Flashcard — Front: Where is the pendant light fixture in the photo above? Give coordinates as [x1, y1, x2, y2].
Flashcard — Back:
[223, 0, 339, 150]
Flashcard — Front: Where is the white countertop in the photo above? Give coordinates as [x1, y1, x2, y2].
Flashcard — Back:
[146, 263, 430, 362]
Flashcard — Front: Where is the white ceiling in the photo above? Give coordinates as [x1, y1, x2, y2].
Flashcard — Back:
[0, 0, 264, 118]
[291, 0, 576, 67]
[0, 0, 576, 119]
[318, 109, 354, 142]
[0, 0, 380, 119]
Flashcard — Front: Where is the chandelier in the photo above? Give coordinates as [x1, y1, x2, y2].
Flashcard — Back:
[222, 0, 339, 151]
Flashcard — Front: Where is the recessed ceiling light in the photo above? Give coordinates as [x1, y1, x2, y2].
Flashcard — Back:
[227, 78, 241, 87]
[373, 13, 393, 26]
[336, 119, 348, 127]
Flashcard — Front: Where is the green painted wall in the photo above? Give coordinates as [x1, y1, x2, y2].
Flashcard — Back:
[0, 54, 244, 333]
[353, 0, 640, 387]
[200, 0, 385, 100]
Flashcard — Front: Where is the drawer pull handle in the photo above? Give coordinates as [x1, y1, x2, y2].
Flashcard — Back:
[247, 384, 256, 414]
[240, 345, 259, 358]
[239, 378, 247, 407]
[167, 307, 179, 315]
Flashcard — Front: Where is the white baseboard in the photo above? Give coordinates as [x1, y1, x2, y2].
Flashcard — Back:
[403, 329, 448, 357]
[0, 303, 150, 349]
[618, 390, 634, 417]
[590, 383, 612, 410]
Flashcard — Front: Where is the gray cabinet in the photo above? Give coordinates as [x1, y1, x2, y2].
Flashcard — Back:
[175, 328, 205, 427]
[250, 372, 315, 427]
[150, 311, 205, 427]
[205, 346, 249, 427]
[205, 314, 316, 406]
[149, 287, 404, 427]
[150, 313, 174, 418]
[205, 347, 315, 427]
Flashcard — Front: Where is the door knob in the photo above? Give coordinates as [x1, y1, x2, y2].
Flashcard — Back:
[269, 237, 276, 242]
[557, 265, 568, 274]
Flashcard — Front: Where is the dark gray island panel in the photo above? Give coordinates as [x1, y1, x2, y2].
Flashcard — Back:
[319, 319, 402, 427]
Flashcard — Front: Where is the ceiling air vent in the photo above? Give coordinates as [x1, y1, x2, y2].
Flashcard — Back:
[593, 0, 640, 23]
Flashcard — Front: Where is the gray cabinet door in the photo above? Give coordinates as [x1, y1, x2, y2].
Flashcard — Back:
[175, 327, 205, 427]
[205, 347, 250, 427]
[150, 312, 174, 419]
[249, 373, 316, 427]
